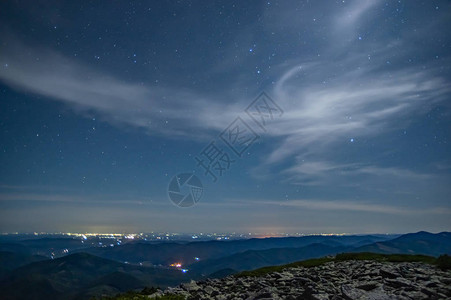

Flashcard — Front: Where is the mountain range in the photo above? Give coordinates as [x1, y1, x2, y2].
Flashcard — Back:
[0, 231, 449, 300]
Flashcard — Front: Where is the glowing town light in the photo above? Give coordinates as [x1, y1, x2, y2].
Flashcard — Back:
[170, 263, 182, 268]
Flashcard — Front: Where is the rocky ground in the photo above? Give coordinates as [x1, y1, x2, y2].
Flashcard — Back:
[151, 260, 451, 299]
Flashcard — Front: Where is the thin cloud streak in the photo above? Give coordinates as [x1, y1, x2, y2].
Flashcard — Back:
[246, 199, 451, 216]
[1, 1, 450, 194]
[268, 63, 450, 164]
[282, 160, 436, 187]
[0, 192, 156, 205]
[0, 40, 240, 140]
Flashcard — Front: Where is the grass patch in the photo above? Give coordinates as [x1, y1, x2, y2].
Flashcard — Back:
[436, 254, 451, 270]
[335, 252, 436, 264]
[235, 252, 446, 278]
[100, 291, 149, 300]
[154, 296, 186, 300]
[104, 294, 185, 300]
[100, 287, 186, 300]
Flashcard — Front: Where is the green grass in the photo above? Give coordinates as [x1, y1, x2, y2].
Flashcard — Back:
[102, 293, 185, 300]
[335, 252, 436, 264]
[157, 296, 186, 300]
[436, 254, 451, 270]
[99, 288, 186, 300]
[103, 294, 185, 300]
[235, 252, 450, 278]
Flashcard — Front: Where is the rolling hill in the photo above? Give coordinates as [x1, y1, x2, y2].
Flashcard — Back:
[0, 252, 190, 300]
[353, 231, 451, 256]
[188, 243, 344, 276]
[0, 231, 449, 300]
[75, 234, 392, 266]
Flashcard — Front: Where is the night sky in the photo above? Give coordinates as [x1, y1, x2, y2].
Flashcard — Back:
[1, 0, 450, 234]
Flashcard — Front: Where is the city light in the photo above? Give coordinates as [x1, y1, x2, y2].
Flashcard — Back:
[170, 263, 182, 268]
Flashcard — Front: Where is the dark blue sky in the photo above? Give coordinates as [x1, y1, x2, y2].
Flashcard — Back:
[0, 0, 450, 234]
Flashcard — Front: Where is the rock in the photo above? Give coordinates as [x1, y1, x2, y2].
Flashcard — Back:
[295, 276, 313, 285]
[276, 272, 295, 282]
[182, 280, 201, 292]
[401, 291, 429, 299]
[342, 284, 366, 300]
[384, 278, 413, 288]
[356, 281, 380, 291]
[148, 291, 164, 299]
[422, 280, 437, 288]
[366, 287, 398, 300]
[342, 284, 399, 300]
[440, 277, 451, 285]
[379, 268, 400, 279]
[420, 287, 439, 297]
[254, 292, 273, 299]
[159, 260, 450, 300]
[310, 293, 330, 300]
[204, 285, 217, 295]
[253, 287, 282, 300]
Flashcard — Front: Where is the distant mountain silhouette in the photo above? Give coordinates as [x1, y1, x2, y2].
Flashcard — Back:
[76, 234, 392, 266]
[353, 231, 451, 256]
[0, 251, 47, 279]
[0, 243, 32, 255]
[1, 232, 449, 300]
[188, 243, 343, 276]
[0, 252, 189, 300]
[0, 238, 101, 258]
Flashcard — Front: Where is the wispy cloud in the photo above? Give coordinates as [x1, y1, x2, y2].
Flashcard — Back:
[1, 1, 450, 193]
[281, 159, 436, 187]
[245, 198, 451, 216]
[267, 62, 449, 162]
[333, 0, 379, 37]
[0, 191, 153, 205]
[0, 39, 241, 140]
[248, 1, 451, 187]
